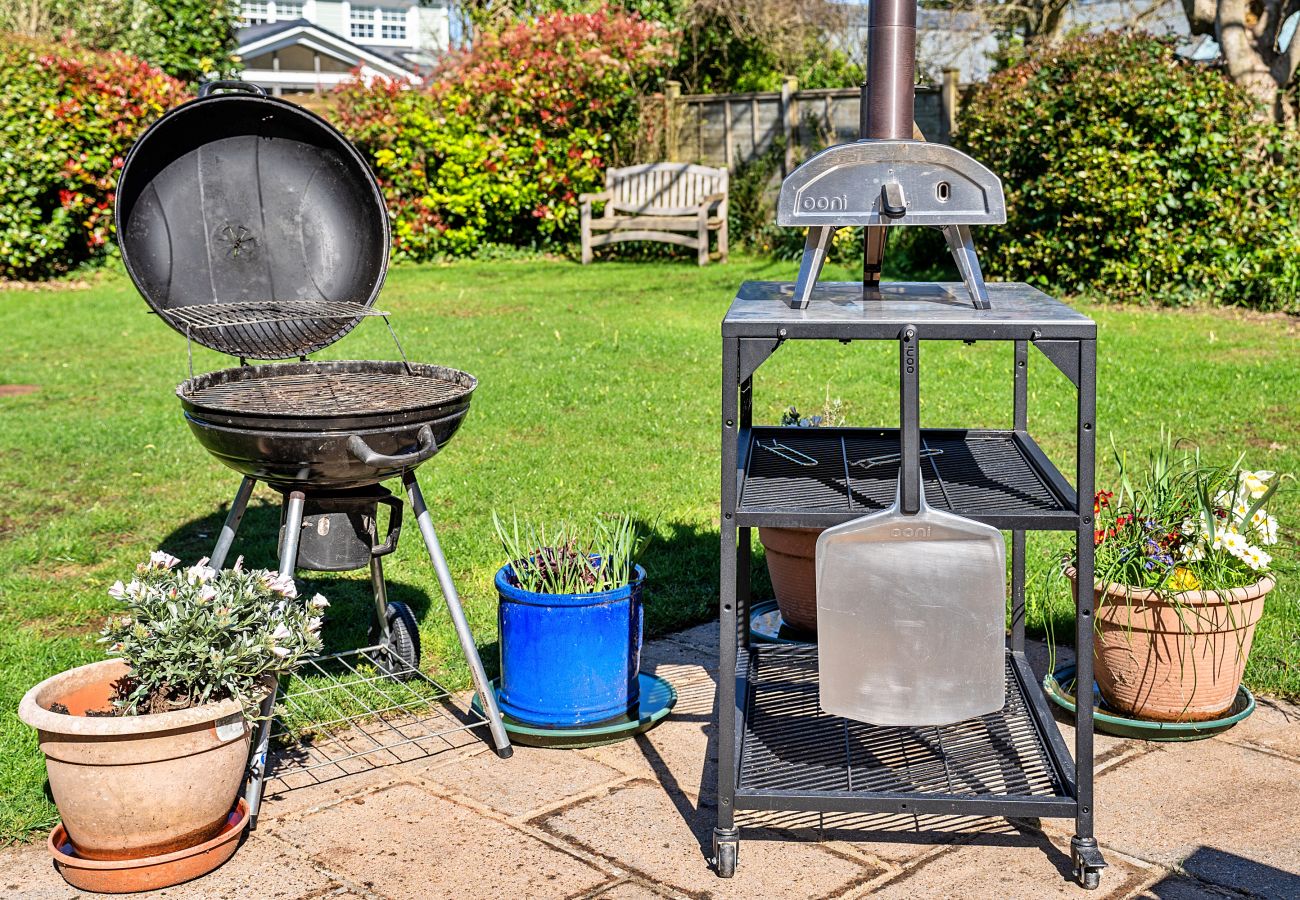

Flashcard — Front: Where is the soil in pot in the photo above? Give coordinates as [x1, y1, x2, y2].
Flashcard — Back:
[18, 659, 253, 861]
[1068, 567, 1273, 722]
[758, 526, 822, 634]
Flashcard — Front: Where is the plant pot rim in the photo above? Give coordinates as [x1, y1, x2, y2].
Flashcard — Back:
[495, 562, 646, 607]
[19, 658, 248, 737]
[1063, 565, 1275, 607]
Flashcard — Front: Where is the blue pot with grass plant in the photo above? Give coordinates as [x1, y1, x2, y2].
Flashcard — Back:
[495, 562, 645, 727]
[493, 514, 647, 728]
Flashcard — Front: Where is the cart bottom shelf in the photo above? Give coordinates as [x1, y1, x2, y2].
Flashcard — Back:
[734, 646, 1077, 818]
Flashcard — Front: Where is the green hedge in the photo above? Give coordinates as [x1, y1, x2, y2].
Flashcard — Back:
[957, 32, 1300, 311]
[0, 38, 189, 281]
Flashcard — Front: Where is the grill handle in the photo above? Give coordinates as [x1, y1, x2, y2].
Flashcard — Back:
[372, 494, 404, 557]
[347, 425, 439, 470]
[198, 80, 267, 98]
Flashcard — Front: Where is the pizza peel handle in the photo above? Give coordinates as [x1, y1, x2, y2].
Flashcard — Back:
[814, 327, 1006, 727]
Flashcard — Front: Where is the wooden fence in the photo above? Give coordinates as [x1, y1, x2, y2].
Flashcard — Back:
[641, 71, 964, 173]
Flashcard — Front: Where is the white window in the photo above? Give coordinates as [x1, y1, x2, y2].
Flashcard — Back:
[276, 1, 304, 19]
[241, 1, 270, 26]
[380, 8, 407, 41]
[351, 5, 376, 39]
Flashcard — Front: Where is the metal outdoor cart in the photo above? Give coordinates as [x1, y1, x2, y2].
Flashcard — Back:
[714, 280, 1107, 889]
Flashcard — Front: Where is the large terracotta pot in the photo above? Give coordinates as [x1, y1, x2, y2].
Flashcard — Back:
[1067, 567, 1273, 722]
[18, 659, 252, 860]
[758, 526, 824, 633]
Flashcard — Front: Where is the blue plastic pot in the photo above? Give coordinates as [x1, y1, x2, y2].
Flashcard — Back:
[495, 563, 645, 727]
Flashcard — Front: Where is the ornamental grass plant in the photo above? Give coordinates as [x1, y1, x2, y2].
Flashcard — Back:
[98, 552, 326, 716]
[493, 512, 647, 595]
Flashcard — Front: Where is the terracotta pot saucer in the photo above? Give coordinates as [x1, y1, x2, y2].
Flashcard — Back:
[48, 798, 248, 894]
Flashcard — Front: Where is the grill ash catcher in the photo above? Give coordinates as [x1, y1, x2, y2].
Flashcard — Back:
[778, 0, 1004, 310]
[713, 0, 1106, 888]
[115, 81, 512, 829]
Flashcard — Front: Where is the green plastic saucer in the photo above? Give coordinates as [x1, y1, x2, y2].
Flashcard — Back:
[1044, 664, 1255, 742]
[749, 599, 816, 645]
[472, 673, 677, 749]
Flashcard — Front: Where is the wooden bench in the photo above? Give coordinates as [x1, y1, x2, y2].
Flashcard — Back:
[580, 163, 728, 265]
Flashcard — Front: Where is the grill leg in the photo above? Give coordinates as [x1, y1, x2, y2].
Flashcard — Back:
[402, 472, 513, 759]
[209, 476, 256, 570]
[244, 489, 306, 827]
[371, 556, 391, 644]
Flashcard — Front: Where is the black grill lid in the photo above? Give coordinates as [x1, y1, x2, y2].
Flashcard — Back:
[116, 82, 390, 360]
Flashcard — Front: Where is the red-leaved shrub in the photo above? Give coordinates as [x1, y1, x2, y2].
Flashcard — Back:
[0, 38, 190, 280]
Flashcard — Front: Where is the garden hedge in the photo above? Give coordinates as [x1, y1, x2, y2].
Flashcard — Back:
[957, 32, 1300, 311]
[0, 38, 188, 281]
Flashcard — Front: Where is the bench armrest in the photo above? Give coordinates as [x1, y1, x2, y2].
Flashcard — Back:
[579, 190, 613, 205]
[701, 192, 727, 213]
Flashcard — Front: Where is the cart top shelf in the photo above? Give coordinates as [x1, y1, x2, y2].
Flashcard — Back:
[723, 281, 1095, 341]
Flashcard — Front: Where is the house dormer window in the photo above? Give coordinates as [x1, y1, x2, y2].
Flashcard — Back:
[350, 5, 377, 39]
[240, 1, 303, 26]
[241, 1, 270, 26]
[380, 8, 408, 41]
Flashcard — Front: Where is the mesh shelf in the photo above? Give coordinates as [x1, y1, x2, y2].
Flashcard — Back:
[736, 645, 1071, 807]
[264, 645, 487, 793]
[739, 427, 1075, 528]
[164, 299, 388, 330]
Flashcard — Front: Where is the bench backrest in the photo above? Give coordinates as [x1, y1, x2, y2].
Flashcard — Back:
[606, 163, 728, 215]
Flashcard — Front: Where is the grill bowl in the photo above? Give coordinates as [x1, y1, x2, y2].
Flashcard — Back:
[178, 361, 476, 489]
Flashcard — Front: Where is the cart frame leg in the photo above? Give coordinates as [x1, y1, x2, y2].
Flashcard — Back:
[402, 472, 513, 759]
[716, 336, 741, 876]
[1071, 339, 1106, 889]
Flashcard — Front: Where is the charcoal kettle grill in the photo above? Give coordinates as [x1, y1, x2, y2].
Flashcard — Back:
[115, 81, 512, 825]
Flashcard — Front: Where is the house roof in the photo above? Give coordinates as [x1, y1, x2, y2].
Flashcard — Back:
[235, 19, 422, 80]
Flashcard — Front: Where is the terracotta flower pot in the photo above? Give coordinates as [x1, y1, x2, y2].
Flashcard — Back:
[18, 659, 253, 861]
[1066, 567, 1273, 723]
[758, 526, 823, 633]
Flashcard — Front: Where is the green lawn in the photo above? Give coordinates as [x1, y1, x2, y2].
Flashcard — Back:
[1, 256, 1297, 843]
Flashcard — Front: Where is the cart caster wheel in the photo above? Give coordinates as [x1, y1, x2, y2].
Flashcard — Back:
[715, 842, 737, 878]
[371, 601, 420, 679]
[1070, 836, 1106, 891]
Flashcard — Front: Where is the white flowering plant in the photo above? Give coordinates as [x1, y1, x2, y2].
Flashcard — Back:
[1085, 435, 1287, 595]
[99, 552, 328, 716]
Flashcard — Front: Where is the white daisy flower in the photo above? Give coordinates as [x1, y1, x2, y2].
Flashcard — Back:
[1221, 531, 1247, 555]
[271, 623, 292, 641]
[108, 580, 128, 600]
[310, 593, 330, 609]
[272, 646, 291, 658]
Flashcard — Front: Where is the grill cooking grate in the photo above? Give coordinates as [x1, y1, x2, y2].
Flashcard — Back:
[741, 428, 1065, 518]
[185, 370, 471, 417]
[161, 300, 387, 359]
[738, 646, 1063, 800]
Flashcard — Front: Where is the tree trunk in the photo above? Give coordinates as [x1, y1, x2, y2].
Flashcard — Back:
[1185, 0, 1300, 125]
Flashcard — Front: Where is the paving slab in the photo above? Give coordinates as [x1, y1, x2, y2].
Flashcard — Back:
[847, 831, 1152, 900]
[0, 830, 342, 900]
[1044, 738, 1300, 892]
[1218, 696, 1300, 761]
[1129, 873, 1238, 899]
[275, 782, 611, 899]
[585, 878, 675, 898]
[577, 716, 716, 804]
[0, 847, 81, 900]
[659, 622, 718, 654]
[418, 743, 628, 819]
[534, 779, 880, 899]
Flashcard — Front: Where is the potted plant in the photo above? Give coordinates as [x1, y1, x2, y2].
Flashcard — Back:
[19, 552, 324, 867]
[1067, 439, 1285, 722]
[758, 394, 845, 634]
[493, 513, 647, 727]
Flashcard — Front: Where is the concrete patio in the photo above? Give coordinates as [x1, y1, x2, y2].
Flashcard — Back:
[4, 624, 1299, 900]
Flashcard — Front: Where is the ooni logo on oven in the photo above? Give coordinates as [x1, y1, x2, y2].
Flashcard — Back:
[800, 194, 847, 211]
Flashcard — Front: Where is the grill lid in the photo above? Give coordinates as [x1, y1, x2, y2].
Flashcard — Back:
[116, 82, 390, 360]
